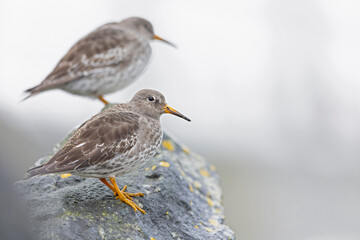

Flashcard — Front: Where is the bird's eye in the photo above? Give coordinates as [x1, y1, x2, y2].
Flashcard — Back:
[148, 96, 155, 101]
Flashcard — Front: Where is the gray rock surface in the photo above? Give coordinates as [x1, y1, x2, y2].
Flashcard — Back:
[15, 132, 235, 240]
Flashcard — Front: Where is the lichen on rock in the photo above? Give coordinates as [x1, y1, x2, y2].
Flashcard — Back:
[15, 132, 235, 240]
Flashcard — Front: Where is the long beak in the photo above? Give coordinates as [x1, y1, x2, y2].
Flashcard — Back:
[163, 105, 191, 122]
[153, 35, 177, 48]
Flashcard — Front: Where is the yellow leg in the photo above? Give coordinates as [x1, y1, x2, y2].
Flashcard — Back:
[99, 178, 117, 194]
[98, 95, 109, 105]
[109, 177, 146, 214]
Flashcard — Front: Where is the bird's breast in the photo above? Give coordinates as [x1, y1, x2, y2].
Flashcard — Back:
[105, 118, 162, 177]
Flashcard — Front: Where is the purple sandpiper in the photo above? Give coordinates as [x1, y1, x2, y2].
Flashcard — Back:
[24, 17, 175, 105]
[26, 89, 190, 213]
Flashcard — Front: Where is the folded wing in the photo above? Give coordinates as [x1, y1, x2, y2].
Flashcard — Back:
[25, 25, 140, 95]
[27, 110, 140, 178]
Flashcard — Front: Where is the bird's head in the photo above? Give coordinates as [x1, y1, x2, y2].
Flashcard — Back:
[121, 17, 176, 48]
[130, 89, 190, 122]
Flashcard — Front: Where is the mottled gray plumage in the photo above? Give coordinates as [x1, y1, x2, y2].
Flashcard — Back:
[24, 17, 175, 103]
[27, 89, 190, 179]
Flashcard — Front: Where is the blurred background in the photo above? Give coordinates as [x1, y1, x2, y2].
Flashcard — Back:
[1, 0, 360, 239]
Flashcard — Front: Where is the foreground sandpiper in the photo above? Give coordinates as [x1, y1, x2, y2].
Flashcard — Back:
[26, 89, 190, 213]
[24, 17, 175, 105]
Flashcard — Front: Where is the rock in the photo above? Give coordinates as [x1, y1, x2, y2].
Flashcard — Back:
[0, 163, 35, 240]
[15, 132, 235, 240]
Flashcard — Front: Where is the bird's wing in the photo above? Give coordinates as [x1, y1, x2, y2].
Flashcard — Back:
[28, 26, 141, 93]
[27, 110, 140, 177]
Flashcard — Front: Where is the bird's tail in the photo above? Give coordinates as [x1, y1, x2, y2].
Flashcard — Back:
[21, 85, 41, 102]
[24, 165, 45, 179]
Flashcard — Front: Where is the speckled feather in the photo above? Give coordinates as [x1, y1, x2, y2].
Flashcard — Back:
[25, 17, 155, 97]
[26, 90, 166, 178]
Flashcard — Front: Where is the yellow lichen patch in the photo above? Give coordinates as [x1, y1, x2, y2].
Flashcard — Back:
[61, 173, 72, 178]
[180, 171, 186, 177]
[206, 197, 214, 206]
[150, 238, 156, 240]
[151, 165, 157, 170]
[195, 225, 199, 229]
[145, 167, 150, 171]
[193, 181, 202, 189]
[189, 183, 194, 192]
[182, 147, 190, 154]
[199, 169, 210, 177]
[209, 219, 219, 226]
[159, 161, 170, 167]
[162, 140, 174, 151]
[166, 212, 169, 215]
[190, 201, 193, 206]
[210, 164, 216, 171]
[205, 227, 214, 233]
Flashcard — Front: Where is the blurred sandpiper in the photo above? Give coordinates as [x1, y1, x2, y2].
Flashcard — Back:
[26, 89, 190, 213]
[24, 17, 176, 105]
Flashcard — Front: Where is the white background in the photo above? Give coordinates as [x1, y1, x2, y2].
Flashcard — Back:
[1, 1, 360, 239]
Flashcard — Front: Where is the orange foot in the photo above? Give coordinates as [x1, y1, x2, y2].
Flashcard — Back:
[99, 178, 146, 214]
